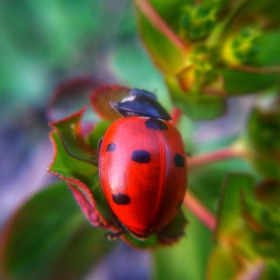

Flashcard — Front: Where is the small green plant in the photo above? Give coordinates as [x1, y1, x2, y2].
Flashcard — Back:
[1, 0, 280, 279]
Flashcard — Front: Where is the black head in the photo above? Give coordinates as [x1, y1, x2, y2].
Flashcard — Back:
[111, 88, 171, 120]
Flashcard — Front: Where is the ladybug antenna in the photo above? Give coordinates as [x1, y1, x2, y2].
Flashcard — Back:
[110, 101, 118, 111]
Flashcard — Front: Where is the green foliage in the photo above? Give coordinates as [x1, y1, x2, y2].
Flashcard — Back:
[87, 120, 111, 151]
[153, 210, 212, 280]
[208, 174, 280, 279]
[135, 0, 280, 119]
[180, 1, 219, 40]
[245, 94, 280, 180]
[219, 69, 279, 95]
[0, 182, 115, 280]
[135, 1, 185, 75]
[50, 108, 97, 165]
[222, 26, 261, 66]
[166, 76, 225, 120]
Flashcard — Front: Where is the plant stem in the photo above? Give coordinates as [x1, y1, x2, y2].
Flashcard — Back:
[188, 144, 247, 170]
[231, 64, 280, 74]
[135, 0, 188, 51]
[184, 191, 216, 231]
[170, 108, 182, 126]
[184, 143, 248, 229]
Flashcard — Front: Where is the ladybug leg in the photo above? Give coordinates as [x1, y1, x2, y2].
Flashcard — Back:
[110, 101, 118, 111]
[157, 227, 185, 245]
[186, 152, 192, 157]
[105, 208, 127, 240]
[106, 229, 125, 240]
[157, 210, 188, 244]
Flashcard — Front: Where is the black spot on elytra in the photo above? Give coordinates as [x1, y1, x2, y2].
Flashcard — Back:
[145, 118, 168, 130]
[174, 153, 185, 167]
[112, 193, 131, 205]
[132, 150, 151, 163]
[106, 143, 116, 152]
[176, 200, 183, 211]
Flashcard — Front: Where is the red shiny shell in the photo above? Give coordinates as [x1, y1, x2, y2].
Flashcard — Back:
[99, 116, 187, 238]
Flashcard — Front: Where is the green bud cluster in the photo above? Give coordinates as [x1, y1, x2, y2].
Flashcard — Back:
[222, 27, 261, 66]
[180, 2, 219, 40]
[190, 46, 216, 86]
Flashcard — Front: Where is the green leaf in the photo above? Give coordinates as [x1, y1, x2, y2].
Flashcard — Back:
[49, 108, 97, 164]
[215, 173, 255, 239]
[140, 0, 194, 32]
[208, 174, 280, 279]
[238, 1, 280, 29]
[260, 261, 280, 280]
[87, 120, 111, 151]
[134, 0, 187, 75]
[89, 181, 113, 225]
[166, 76, 225, 120]
[259, 30, 280, 66]
[188, 157, 256, 214]
[255, 179, 280, 207]
[153, 210, 212, 280]
[206, 245, 240, 280]
[220, 68, 279, 95]
[122, 233, 159, 249]
[48, 131, 112, 227]
[48, 131, 97, 186]
[245, 96, 280, 180]
[67, 179, 110, 227]
[0, 182, 115, 280]
[242, 197, 280, 258]
[207, 247, 280, 280]
[90, 85, 129, 121]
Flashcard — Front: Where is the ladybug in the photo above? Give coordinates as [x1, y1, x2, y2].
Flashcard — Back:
[99, 88, 187, 239]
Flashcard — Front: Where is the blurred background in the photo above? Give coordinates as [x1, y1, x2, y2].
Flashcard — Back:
[0, 0, 139, 224]
[0, 0, 253, 279]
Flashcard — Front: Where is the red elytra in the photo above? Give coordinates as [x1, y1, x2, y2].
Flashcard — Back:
[99, 115, 187, 238]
